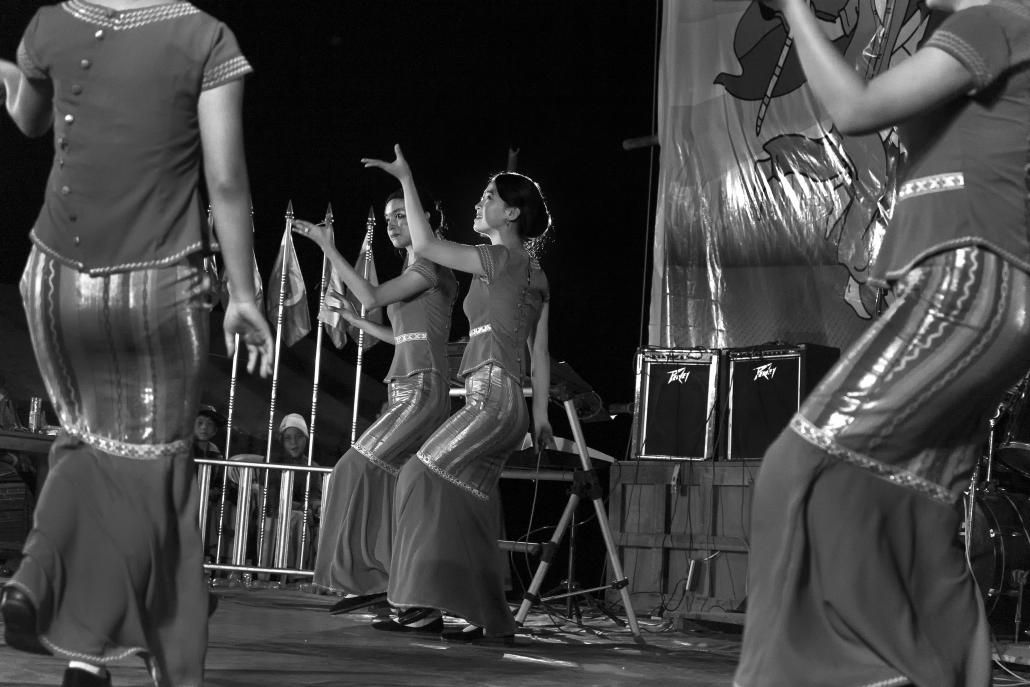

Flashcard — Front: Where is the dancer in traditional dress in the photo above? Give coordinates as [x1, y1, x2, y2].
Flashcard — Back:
[292, 190, 456, 608]
[362, 145, 553, 642]
[0, 2, 272, 685]
[736, 1, 1030, 686]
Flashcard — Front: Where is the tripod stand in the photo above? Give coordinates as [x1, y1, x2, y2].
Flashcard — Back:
[512, 397, 643, 643]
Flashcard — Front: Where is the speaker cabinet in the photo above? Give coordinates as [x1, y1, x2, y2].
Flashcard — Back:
[631, 347, 720, 461]
[721, 343, 839, 460]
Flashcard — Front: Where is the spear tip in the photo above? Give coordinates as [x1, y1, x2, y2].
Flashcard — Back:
[285, 199, 295, 218]
[324, 203, 334, 223]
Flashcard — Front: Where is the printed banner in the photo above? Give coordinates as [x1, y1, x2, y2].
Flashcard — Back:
[651, 0, 932, 350]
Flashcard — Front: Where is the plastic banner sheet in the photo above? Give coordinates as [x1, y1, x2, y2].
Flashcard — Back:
[651, 0, 931, 349]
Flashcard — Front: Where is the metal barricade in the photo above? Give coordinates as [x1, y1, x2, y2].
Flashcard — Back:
[195, 457, 332, 580]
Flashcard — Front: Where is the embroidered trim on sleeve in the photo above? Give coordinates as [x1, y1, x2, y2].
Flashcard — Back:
[408, 260, 439, 287]
[202, 56, 253, 90]
[16, 40, 46, 79]
[476, 244, 496, 282]
[469, 324, 492, 338]
[926, 31, 994, 89]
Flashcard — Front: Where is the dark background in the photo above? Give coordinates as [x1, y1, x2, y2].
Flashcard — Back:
[0, 0, 663, 596]
[0, 0, 661, 462]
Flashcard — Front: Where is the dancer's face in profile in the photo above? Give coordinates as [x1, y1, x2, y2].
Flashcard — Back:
[473, 181, 509, 236]
[194, 415, 217, 442]
[384, 199, 412, 249]
[281, 427, 307, 460]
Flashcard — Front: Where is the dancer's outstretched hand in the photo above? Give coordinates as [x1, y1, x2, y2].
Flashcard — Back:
[291, 219, 333, 249]
[361, 144, 412, 183]
[323, 289, 358, 324]
[224, 298, 274, 378]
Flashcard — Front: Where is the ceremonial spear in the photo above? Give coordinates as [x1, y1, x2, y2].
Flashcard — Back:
[350, 208, 376, 443]
[292, 203, 334, 569]
[255, 200, 294, 569]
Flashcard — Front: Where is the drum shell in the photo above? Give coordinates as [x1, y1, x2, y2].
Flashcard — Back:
[965, 490, 1030, 616]
[997, 379, 1030, 478]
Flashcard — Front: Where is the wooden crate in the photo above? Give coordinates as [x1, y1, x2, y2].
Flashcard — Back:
[0, 480, 32, 555]
[605, 460, 758, 620]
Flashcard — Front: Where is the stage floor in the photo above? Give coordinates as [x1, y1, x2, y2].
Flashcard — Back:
[0, 586, 743, 686]
[2, 586, 1030, 686]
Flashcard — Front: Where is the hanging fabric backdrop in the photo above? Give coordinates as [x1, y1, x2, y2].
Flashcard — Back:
[651, 0, 933, 349]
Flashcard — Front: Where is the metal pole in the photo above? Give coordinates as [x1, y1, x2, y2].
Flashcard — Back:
[212, 334, 241, 565]
[257, 201, 293, 566]
[350, 207, 375, 443]
[298, 203, 333, 569]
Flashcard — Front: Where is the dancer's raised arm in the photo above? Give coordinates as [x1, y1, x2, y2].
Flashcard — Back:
[764, 0, 975, 135]
[0, 58, 52, 137]
[292, 217, 433, 308]
[363, 144, 489, 276]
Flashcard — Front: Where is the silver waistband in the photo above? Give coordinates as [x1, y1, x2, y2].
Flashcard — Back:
[898, 172, 964, 200]
[394, 332, 428, 344]
[469, 324, 492, 337]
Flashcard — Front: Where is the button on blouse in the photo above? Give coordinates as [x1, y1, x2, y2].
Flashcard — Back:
[16, 0, 255, 274]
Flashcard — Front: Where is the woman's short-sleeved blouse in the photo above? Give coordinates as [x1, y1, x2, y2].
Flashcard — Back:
[17, 0, 253, 275]
[384, 257, 457, 381]
[872, 0, 1030, 285]
[460, 244, 549, 382]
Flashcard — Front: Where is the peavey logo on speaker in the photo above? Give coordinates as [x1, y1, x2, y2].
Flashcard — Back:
[753, 363, 777, 381]
[666, 367, 691, 384]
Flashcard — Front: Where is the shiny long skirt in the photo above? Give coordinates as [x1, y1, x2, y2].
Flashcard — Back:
[388, 364, 528, 636]
[10, 247, 210, 687]
[735, 248, 1030, 687]
[313, 371, 449, 595]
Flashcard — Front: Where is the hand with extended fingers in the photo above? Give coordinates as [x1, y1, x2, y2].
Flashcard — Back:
[223, 298, 274, 378]
[324, 288, 358, 323]
[361, 143, 412, 183]
[290, 219, 333, 249]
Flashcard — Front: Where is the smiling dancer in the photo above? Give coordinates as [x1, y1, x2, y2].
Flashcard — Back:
[292, 189, 456, 612]
[0, 1, 272, 685]
[363, 145, 553, 642]
[735, 1, 1030, 686]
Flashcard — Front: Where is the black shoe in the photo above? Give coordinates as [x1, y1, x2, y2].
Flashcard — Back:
[440, 625, 515, 646]
[61, 667, 112, 687]
[1, 586, 49, 655]
[370, 607, 443, 633]
[328, 591, 388, 615]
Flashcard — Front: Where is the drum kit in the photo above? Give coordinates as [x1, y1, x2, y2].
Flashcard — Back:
[966, 375, 1030, 633]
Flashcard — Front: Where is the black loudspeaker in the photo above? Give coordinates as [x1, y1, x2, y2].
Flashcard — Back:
[720, 343, 839, 460]
[631, 347, 720, 461]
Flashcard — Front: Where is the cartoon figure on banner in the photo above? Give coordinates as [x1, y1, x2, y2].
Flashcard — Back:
[716, 0, 930, 319]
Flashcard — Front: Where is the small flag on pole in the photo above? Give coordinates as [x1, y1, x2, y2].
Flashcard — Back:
[319, 224, 350, 349]
[346, 208, 382, 350]
[267, 224, 310, 347]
